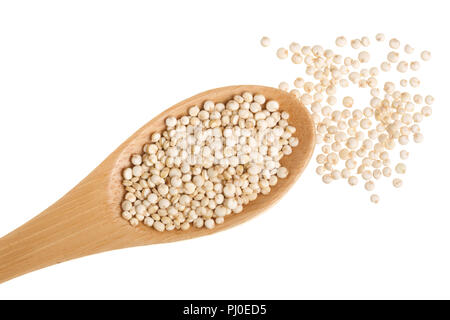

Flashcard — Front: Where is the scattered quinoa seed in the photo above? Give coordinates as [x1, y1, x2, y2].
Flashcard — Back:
[404, 44, 414, 54]
[393, 178, 403, 188]
[370, 194, 380, 203]
[395, 163, 407, 174]
[389, 38, 400, 49]
[276, 48, 288, 59]
[400, 150, 409, 160]
[289, 42, 301, 53]
[335, 36, 347, 47]
[262, 33, 433, 204]
[375, 33, 385, 42]
[421, 50, 431, 61]
[260, 36, 271, 47]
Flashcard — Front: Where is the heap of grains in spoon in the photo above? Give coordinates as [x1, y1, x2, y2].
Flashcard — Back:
[262, 34, 433, 203]
[120, 93, 298, 231]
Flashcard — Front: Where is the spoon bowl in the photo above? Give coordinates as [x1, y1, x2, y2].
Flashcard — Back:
[0, 85, 315, 284]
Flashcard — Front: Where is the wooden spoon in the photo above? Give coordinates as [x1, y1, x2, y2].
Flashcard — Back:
[0, 85, 315, 284]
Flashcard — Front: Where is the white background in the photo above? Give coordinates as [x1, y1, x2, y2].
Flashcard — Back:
[0, 0, 448, 299]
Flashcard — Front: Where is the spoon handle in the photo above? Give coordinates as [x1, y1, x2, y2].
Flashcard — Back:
[0, 173, 129, 284]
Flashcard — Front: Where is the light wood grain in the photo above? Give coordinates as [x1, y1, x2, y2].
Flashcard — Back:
[0, 85, 315, 284]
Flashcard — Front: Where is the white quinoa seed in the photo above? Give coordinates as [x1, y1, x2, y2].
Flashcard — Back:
[370, 194, 380, 203]
[381, 61, 391, 72]
[260, 36, 271, 47]
[375, 33, 385, 42]
[421, 50, 431, 61]
[122, 168, 132, 180]
[335, 36, 347, 47]
[389, 38, 400, 49]
[289, 42, 301, 53]
[276, 48, 289, 59]
[348, 176, 358, 186]
[393, 178, 403, 188]
[404, 44, 414, 54]
[410, 61, 420, 71]
[395, 163, 407, 174]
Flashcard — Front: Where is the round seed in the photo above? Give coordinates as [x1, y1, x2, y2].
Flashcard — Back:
[260, 36, 271, 47]
[393, 178, 403, 188]
[370, 194, 380, 203]
[276, 48, 288, 59]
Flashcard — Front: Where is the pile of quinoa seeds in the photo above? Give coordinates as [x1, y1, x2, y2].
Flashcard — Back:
[261, 34, 433, 203]
[121, 93, 298, 231]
